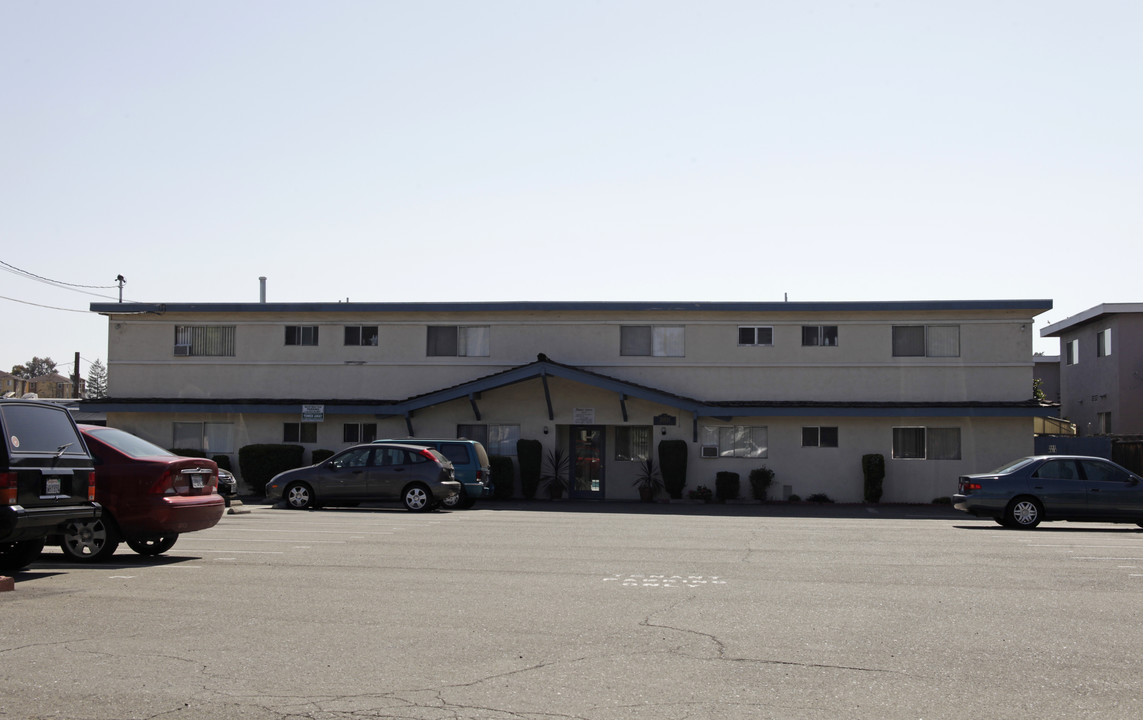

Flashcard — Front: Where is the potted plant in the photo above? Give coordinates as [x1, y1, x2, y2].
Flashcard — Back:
[541, 447, 569, 499]
[687, 485, 713, 503]
[632, 457, 663, 502]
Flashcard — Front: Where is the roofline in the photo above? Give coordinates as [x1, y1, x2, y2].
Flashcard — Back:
[1041, 302, 1143, 337]
[90, 299, 1054, 316]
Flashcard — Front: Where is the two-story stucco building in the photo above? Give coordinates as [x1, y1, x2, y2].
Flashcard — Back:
[86, 299, 1053, 503]
[1041, 303, 1143, 436]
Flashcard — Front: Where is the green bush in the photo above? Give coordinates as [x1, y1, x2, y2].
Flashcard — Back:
[311, 449, 335, 464]
[517, 439, 542, 499]
[489, 456, 516, 500]
[788, 494, 802, 502]
[807, 493, 834, 503]
[748, 466, 775, 501]
[238, 444, 306, 496]
[862, 453, 885, 503]
[715, 471, 740, 501]
[658, 440, 688, 499]
[211, 454, 232, 471]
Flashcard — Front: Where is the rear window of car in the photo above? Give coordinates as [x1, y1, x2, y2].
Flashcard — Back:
[438, 443, 470, 465]
[991, 457, 1037, 474]
[1, 404, 87, 455]
[85, 427, 175, 458]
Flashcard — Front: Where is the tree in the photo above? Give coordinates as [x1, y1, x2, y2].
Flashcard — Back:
[86, 359, 108, 399]
[1033, 377, 1047, 403]
[10, 356, 58, 379]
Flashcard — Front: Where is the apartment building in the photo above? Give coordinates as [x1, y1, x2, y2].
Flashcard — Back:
[1041, 303, 1143, 436]
[86, 299, 1052, 503]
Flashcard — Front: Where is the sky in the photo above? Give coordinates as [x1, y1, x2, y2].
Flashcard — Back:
[3, 1, 1141, 378]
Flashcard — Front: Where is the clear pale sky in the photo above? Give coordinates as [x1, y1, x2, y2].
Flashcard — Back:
[3, 1, 1140, 377]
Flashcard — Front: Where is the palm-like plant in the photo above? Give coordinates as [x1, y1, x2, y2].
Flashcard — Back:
[541, 447, 569, 498]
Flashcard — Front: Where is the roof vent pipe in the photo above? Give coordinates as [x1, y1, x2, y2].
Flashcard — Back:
[259, 276, 267, 303]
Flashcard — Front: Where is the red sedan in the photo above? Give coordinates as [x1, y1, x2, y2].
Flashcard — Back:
[57, 425, 225, 561]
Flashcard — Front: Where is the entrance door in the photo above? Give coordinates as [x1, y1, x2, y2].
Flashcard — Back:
[569, 426, 605, 499]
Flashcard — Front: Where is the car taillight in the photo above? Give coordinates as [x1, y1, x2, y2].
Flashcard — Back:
[1, 472, 16, 505]
[419, 448, 437, 461]
[86, 470, 96, 501]
[960, 480, 982, 493]
[476, 469, 485, 481]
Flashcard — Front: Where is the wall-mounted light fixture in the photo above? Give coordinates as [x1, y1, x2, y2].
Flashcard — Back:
[543, 426, 549, 435]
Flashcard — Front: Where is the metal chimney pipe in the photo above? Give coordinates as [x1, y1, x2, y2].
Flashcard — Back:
[259, 277, 267, 303]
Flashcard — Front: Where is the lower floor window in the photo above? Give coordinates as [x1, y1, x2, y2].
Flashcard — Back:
[802, 426, 839, 448]
[614, 426, 651, 461]
[284, 422, 318, 444]
[457, 423, 520, 455]
[701, 425, 768, 458]
[172, 422, 234, 453]
[343, 423, 377, 444]
[892, 427, 960, 460]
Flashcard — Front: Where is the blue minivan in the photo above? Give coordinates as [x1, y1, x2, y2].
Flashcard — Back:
[373, 438, 491, 508]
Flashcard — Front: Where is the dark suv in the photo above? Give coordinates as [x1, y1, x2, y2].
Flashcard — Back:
[0, 400, 102, 571]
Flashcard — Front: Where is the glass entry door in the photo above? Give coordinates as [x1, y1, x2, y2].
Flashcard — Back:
[569, 426, 605, 499]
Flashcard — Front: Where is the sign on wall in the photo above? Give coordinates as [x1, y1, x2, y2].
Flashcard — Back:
[302, 404, 325, 422]
[573, 408, 595, 424]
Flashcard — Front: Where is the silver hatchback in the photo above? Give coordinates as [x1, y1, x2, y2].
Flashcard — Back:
[265, 443, 461, 512]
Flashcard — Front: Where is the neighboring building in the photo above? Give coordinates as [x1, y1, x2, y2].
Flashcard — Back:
[1, 372, 29, 398]
[86, 299, 1053, 503]
[1033, 355, 1061, 404]
[1041, 303, 1143, 436]
[27, 372, 83, 399]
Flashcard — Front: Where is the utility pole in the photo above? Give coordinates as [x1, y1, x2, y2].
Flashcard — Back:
[116, 274, 126, 302]
[74, 352, 81, 399]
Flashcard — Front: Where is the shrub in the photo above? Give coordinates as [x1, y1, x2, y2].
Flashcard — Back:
[687, 485, 713, 502]
[311, 449, 335, 464]
[748, 466, 775, 501]
[211, 454, 232, 471]
[489, 455, 516, 500]
[714, 471, 740, 501]
[517, 439, 543, 499]
[658, 440, 688, 499]
[238, 444, 306, 496]
[788, 494, 802, 502]
[862, 453, 885, 503]
[807, 492, 834, 504]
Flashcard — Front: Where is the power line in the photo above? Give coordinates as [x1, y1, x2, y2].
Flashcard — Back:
[0, 260, 119, 290]
[0, 294, 92, 313]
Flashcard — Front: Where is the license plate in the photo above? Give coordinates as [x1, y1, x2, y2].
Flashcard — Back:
[191, 475, 205, 489]
[45, 477, 61, 495]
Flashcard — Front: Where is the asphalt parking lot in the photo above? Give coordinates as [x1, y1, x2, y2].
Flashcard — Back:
[4, 500, 1143, 719]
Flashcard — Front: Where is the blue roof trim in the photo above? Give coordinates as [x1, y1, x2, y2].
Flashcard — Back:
[91, 299, 1053, 315]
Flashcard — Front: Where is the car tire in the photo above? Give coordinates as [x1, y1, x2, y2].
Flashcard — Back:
[441, 489, 467, 510]
[403, 483, 432, 512]
[285, 482, 316, 510]
[1004, 496, 1043, 530]
[460, 497, 477, 509]
[126, 535, 179, 556]
[60, 517, 121, 562]
[0, 538, 47, 572]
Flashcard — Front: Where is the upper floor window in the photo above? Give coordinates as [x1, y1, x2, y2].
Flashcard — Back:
[620, 326, 684, 357]
[892, 325, 960, 357]
[1065, 339, 1079, 366]
[801, 325, 838, 347]
[175, 326, 236, 357]
[428, 326, 489, 357]
[1097, 329, 1112, 358]
[345, 326, 379, 347]
[285, 326, 319, 346]
[738, 326, 773, 346]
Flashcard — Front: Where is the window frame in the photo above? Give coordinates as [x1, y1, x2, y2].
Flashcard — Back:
[342, 422, 378, 444]
[1065, 339, 1079, 366]
[620, 325, 685, 357]
[1097, 329, 1111, 358]
[801, 426, 839, 448]
[344, 326, 379, 347]
[614, 426, 652, 461]
[891, 325, 960, 358]
[285, 326, 319, 347]
[172, 421, 235, 453]
[283, 422, 318, 444]
[701, 425, 768, 458]
[738, 326, 774, 347]
[892, 426, 961, 460]
[427, 326, 490, 357]
[801, 325, 838, 347]
[174, 325, 236, 357]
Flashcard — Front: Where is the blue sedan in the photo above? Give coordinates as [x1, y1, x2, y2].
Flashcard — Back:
[953, 455, 1143, 529]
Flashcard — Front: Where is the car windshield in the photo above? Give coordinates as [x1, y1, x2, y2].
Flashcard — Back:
[990, 457, 1038, 474]
[86, 427, 176, 458]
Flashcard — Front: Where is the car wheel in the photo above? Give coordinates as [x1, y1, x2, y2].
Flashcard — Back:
[403, 483, 431, 512]
[441, 489, 467, 510]
[1004, 496, 1043, 529]
[285, 482, 316, 510]
[0, 539, 46, 572]
[126, 535, 179, 556]
[60, 518, 121, 562]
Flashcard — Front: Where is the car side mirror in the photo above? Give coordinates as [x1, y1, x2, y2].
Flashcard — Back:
[1129, 477, 1141, 487]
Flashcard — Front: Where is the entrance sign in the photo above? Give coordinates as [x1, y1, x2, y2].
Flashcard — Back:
[302, 404, 325, 422]
[573, 408, 595, 424]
